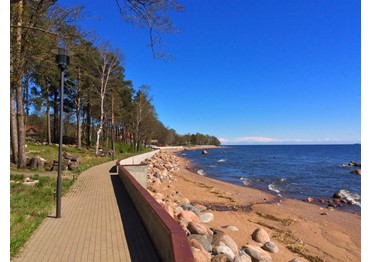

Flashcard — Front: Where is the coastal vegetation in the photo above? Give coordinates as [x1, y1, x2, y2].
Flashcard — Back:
[10, 0, 220, 169]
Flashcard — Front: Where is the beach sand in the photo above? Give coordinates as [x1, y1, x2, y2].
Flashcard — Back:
[148, 150, 361, 262]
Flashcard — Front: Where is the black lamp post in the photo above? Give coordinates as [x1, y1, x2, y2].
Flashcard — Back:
[51, 47, 73, 218]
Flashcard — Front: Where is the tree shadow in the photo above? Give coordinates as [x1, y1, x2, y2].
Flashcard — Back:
[110, 174, 160, 262]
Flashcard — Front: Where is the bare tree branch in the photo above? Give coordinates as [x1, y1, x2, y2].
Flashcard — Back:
[115, 0, 183, 59]
[10, 25, 58, 36]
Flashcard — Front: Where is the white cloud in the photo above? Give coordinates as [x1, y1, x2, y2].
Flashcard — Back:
[218, 136, 357, 144]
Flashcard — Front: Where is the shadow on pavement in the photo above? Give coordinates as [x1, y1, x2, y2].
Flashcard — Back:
[109, 165, 118, 174]
[110, 174, 161, 262]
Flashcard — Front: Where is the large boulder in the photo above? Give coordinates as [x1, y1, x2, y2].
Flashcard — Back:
[28, 156, 43, 170]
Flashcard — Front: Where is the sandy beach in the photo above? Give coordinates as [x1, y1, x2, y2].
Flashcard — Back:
[146, 149, 361, 262]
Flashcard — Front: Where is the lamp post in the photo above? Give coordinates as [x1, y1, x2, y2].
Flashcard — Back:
[51, 47, 73, 218]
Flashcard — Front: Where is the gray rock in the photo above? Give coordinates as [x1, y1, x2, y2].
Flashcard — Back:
[28, 156, 43, 170]
[68, 161, 79, 171]
[212, 231, 239, 255]
[182, 203, 201, 216]
[262, 241, 279, 253]
[242, 245, 272, 262]
[199, 212, 214, 223]
[188, 234, 213, 252]
[234, 252, 252, 262]
[213, 245, 235, 262]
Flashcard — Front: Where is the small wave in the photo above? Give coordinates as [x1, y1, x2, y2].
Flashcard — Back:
[240, 177, 251, 186]
[197, 169, 206, 176]
[217, 159, 226, 163]
[279, 178, 286, 183]
[339, 189, 361, 207]
[268, 183, 280, 193]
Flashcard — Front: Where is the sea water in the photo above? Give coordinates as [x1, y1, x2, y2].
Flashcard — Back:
[179, 144, 361, 213]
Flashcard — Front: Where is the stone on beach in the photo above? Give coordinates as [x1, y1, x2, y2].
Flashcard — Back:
[262, 241, 279, 253]
[188, 221, 213, 235]
[182, 203, 202, 216]
[234, 251, 252, 262]
[212, 245, 235, 262]
[178, 210, 201, 223]
[242, 245, 272, 262]
[188, 234, 213, 252]
[212, 230, 239, 255]
[251, 228, 271, 244]
[222, 225, 239, 232]
[192, 247, 212, 262]
[199, 212, 214, 223]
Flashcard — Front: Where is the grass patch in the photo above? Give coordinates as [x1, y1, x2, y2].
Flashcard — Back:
[10, 175, 74, 258]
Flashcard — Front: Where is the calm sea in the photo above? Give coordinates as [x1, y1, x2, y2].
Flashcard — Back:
[178, 144, 361, 213]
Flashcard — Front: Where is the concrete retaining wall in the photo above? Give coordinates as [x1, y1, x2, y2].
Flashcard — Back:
[116, 151, 193, 262]
[118, 150, 160, 165]
[121, 164, 148, 188]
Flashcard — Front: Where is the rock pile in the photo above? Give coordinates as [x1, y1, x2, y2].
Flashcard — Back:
[26, 151, 80, 172]
[142, 151, 181, 185]
[145, 151, 302, 262]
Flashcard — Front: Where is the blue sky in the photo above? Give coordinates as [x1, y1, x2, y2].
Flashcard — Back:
[60, 1, 361, 144]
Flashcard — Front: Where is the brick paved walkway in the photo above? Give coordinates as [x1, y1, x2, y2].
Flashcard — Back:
[12, 160, 160, 262]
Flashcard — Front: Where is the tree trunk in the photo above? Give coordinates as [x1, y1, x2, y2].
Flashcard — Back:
[10, 87, 18, 164]
[95, 95, 104, 155]
[23, 72, 29, 128]
[76, 67, 81, 149]
[46, 84, 51, 145]
[111, 94, 115, 158]
[86, 96, 91, 147]
[15, 0, 26, 168]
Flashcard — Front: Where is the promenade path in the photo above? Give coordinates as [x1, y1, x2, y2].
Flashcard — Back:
[13, 160, 160, 262]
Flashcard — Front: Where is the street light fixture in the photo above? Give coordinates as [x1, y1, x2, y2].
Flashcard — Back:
[51, 47, 74, 218]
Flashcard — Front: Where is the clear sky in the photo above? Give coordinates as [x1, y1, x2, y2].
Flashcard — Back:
[50, 1, 363, 144]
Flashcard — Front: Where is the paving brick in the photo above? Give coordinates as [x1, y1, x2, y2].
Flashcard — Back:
[12, 160, 159, 262]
